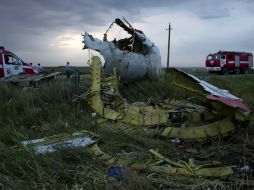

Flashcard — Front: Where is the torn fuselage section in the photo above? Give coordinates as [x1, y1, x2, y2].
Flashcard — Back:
[82, 18, 161, 82]
[76, 56, 252, 140]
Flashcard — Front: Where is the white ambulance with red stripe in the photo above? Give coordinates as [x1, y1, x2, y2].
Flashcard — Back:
[206, 51, 253, 74]
[0, 46, 38, 78]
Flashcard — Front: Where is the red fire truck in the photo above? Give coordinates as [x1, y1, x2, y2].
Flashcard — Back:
[0, 46, 38, 78]
[206, 51, 253, 74]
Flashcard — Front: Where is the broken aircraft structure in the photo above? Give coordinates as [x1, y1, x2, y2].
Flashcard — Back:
[75, 56, 252, 140]
[82, 18, 161, 83]
[22, 130, 234, 177]
[2, 72, 61, 87]
[19, 19, 253, 184]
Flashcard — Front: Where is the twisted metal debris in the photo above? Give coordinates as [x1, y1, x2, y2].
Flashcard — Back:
[82, 18, 161, 82]
[75, 56, 252, 140]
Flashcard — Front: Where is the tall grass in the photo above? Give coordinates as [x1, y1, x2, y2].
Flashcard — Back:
[0, 79, 93, 144]
[0, 73, 253, 189]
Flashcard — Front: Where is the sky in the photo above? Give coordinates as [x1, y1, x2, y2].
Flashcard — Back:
[0, 0, 254, 67]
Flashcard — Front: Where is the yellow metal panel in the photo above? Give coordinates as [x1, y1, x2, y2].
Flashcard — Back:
[161, 118, 237, 140]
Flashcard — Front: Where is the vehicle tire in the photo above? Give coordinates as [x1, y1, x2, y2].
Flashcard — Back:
[241, 68, 249, 74]
[244, 69, 250, 74]
[221, 67, 229, 75]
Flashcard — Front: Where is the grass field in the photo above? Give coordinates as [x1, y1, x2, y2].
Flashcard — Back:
[0, 71, 254, 189]
[44, 66, 90, 74]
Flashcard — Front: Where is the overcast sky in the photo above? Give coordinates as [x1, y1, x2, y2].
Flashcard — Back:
[0, 0, 253, 67]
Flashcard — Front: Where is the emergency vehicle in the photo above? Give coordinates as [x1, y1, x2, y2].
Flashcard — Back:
[206, 51, 253, 74]
[0, 46, 38, 78]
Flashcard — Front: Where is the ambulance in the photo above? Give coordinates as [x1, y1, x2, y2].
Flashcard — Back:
[0, 46, 38, 78]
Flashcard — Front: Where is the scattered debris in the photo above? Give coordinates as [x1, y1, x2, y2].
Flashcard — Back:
[21, 130, 97, 154]
[75, 56, 252, 140]
[170, 137, 182, 144]
[239, 165, 252, 174]
[2, 72, 61, 87]
[14, 32, 254, 187]
[74, 56, 168, 126]
[168, 68, 251, 113]
[131, 149, 234, 177]
[108, 167, 128, 181]
[21, 131, 234, 177]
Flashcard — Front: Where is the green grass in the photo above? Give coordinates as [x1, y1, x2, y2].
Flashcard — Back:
[44, 66, 90, 75]
[0, 72, 254, 189]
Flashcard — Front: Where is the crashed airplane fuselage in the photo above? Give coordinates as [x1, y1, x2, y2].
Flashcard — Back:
[82, 18, 161, 82]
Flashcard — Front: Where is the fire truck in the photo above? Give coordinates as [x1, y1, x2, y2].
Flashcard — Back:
[206, 51, 253, 74]
[0, 46, 38, 78]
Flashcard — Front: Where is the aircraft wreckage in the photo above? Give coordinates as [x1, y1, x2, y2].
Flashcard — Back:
[82, 18, 161, 82]
[22, 130, 234, 177]
[80, 18, 252, 140]
[21, 54, 250, 176]
[20, 19, 253, 181]
[74, 56, 252, 140]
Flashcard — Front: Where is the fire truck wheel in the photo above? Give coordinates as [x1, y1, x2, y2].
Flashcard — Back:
[222, 67, 229, 75]
[244, 69, 250, 74]
[235, 68, 240, 74]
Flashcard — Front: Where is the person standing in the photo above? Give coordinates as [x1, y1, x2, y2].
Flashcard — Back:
[36, 63, 44, 73]
[66, 61, 71, 79]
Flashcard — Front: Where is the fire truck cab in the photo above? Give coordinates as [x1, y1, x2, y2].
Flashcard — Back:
[206, 51, 253, 74]
[0, 46, 38, 78]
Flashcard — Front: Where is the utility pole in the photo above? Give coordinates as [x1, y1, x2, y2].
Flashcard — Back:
[166, 23, 173, 69]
